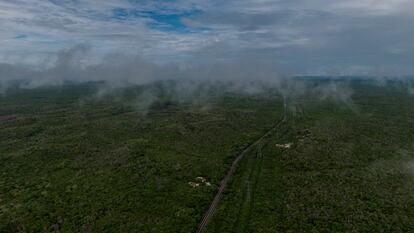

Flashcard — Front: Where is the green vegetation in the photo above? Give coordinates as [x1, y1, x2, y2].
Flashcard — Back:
[1, 80, 414, 232]
[206, 81, 414, 232]
[0, 83, 283, 232]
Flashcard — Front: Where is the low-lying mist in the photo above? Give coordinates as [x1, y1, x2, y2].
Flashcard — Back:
[1, 45, 413, 114]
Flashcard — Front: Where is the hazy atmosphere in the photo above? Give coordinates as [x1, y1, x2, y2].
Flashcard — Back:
[1, 1, 414, 233]
[1, 0, 414, 82]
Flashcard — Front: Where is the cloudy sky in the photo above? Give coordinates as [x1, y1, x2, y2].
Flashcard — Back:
[1, 0, 413, 75]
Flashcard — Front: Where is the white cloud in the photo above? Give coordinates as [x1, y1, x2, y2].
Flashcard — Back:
[0, 0, 413, 75]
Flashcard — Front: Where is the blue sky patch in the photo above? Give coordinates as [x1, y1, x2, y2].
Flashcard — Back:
[112, 8, 204, 33]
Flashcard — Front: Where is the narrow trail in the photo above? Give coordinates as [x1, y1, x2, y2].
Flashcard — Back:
[195, 97, 287, 233]
[234, 143, 263, 233]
